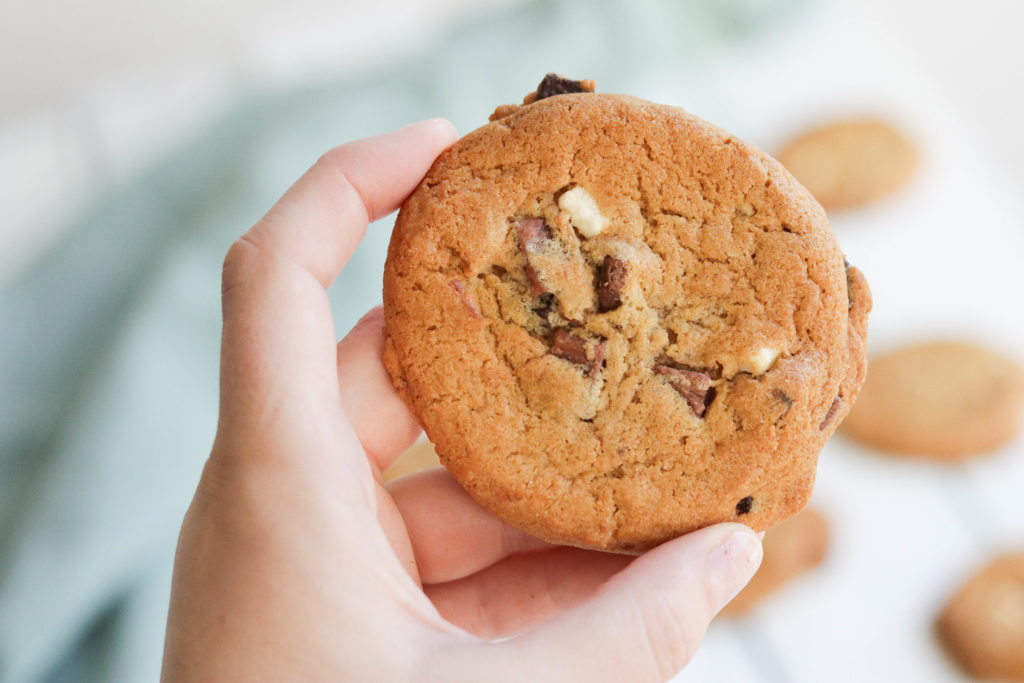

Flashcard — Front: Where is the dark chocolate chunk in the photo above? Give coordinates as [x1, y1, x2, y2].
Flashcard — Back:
[517, 218, 553, 296]
[704, 385, 718, 410]
[448, 280, 482, 319]
[551, 329, 606, 377]
[551, 329, 590, 366]
[597, 257, 627, 312]
[535, 73, 595, 101]
[532, 292, 557, 321]
[736, 496, 754, 515]
[654, 364, 714, 417]
[819, 395, 842, 430]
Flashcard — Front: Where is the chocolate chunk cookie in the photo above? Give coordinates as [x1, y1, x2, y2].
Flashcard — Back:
[937, 552, 1024, 680]
[841, 341, 1024, 460]
[776, 118, 917, 211]
[721, 507, 829, 615]
[383, 78, 871, 551]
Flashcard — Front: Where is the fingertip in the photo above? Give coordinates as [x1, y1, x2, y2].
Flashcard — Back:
[413, 117, 459, 145]
[348, 305, 386, 336]
[702, 525, 763, 614]
[625, 523, 762, 615]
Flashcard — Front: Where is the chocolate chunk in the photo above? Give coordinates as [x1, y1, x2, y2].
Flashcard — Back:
[819, 395, 842, 430]
[532, 292, 557, 321]
[518, 217, 551, 250]
[551, 329, 589, 366]
[704, 386, 718, 410]
[534, 73, 595, 101]
[517, 218, 553, 296]
[597, 257, 627, 312]
[654, 364, 714, 417]
[448, 280, 482, 319]
[736, 496, 754, 515]
[551, 329, 606, 377]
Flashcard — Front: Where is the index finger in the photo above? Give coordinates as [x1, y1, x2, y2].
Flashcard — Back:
[218, 119, 458, 432]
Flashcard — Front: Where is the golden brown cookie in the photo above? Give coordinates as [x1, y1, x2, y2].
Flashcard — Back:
[721, 507, 829, 615]
[937, 552, 1024, 680]
[383, 76, 871, 551]
[776, 118, 917, 211]
[841, 342, 1024, 460]
[382, 440, 442, 482]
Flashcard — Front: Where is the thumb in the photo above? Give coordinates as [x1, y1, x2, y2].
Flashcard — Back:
[489, 524, 762, 682]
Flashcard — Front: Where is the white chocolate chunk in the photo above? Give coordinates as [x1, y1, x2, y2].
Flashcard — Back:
[558, 187, 609, 238]
[740, 347, 781, 376]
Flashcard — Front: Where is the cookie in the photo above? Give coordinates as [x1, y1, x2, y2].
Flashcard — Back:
[841, 342, 1024, 460]
[775, 118, 917, 211]
[937, 552, 1024, 680]
[383, 75, 871, 551]
[383, 440, 442, 482]
[721, 507, 829, 615]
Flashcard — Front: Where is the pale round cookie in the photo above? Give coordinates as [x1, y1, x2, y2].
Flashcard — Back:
[383, 76, 871, 551]
[721, 507, 829, 615]
[937, 552, 1024, 680]
[841, 341, 1024, 460]
[776, 118, 917, 211]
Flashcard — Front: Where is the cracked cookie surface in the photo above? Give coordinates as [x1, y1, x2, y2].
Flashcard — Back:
[383, 89, 870, 551]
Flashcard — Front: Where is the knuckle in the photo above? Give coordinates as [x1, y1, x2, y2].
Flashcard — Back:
[221, 236, 261, 297]
[316, 143, 347, 169]
[314, 145, 374, 220]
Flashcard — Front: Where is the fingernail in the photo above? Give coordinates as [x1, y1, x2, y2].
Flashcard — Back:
[705, 530, 763, 611]
[418, 117, 458, 136]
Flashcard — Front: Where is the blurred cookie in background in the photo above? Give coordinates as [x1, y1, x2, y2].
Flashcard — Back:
[841, 341, 1024, 460]
[937, 552, 1024, 680]
[721, 507, 829, 616]
[383, 439, 442, 482]
[776, 118, 917, 211]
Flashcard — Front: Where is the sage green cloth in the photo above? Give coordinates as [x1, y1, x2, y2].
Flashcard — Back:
[0, 0, 805, 680]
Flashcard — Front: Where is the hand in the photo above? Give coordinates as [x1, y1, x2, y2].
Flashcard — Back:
[161, 119, 763, 682]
